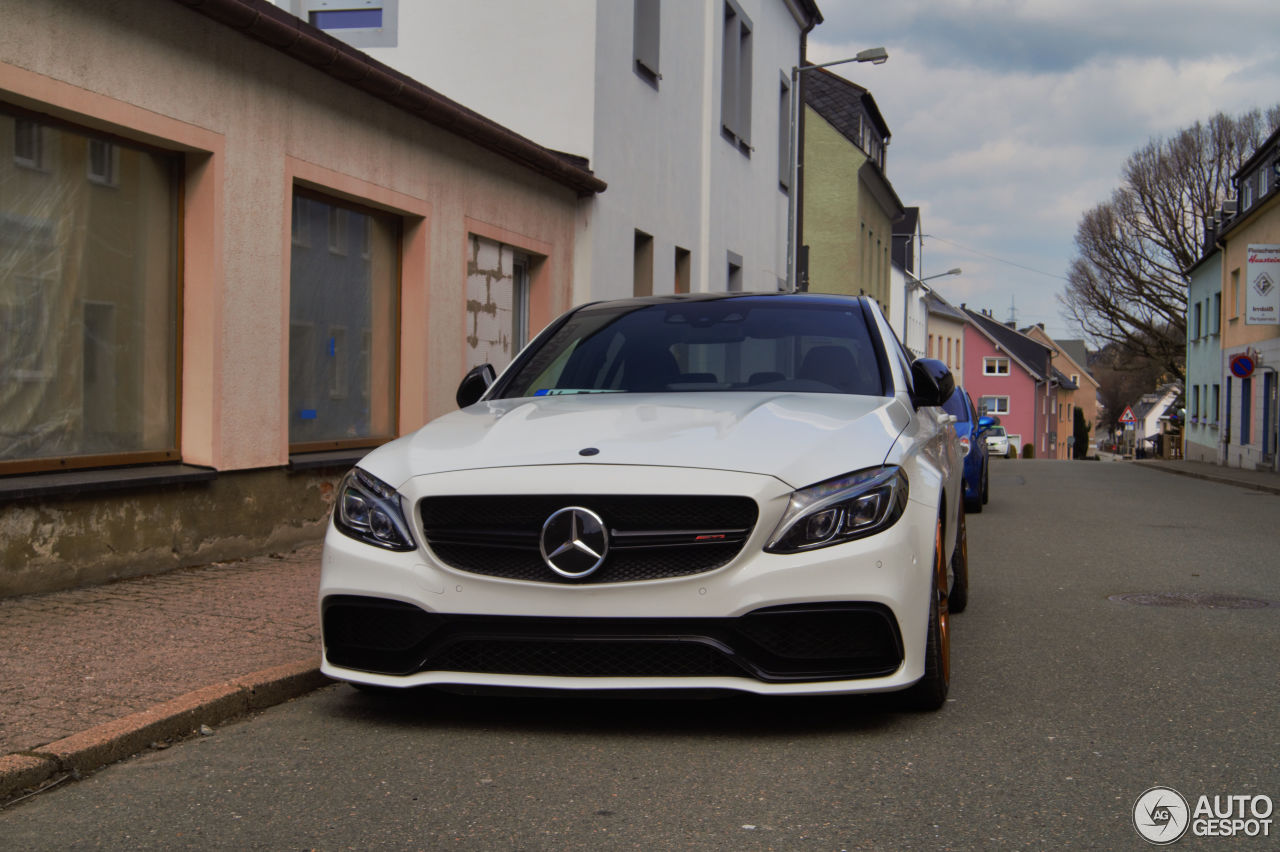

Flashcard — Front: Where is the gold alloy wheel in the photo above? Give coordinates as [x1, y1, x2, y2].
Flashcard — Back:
[933, 517, 951, 683]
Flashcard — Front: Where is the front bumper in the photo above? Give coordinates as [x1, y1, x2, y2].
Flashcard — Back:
[319, 465, 937, 696]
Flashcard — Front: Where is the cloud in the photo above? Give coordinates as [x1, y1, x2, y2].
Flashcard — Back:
[807, 0, 1280, 339]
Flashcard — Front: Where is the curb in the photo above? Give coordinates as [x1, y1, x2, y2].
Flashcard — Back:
[1135, 461, 1280, 496]
[0, 658, 329, 804]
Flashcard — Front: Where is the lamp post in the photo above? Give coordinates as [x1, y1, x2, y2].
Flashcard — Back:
[785, 47, 889, 291]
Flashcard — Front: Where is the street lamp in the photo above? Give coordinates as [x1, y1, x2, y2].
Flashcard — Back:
[785, 47, 889, 291]
[906, 267, 963, 286]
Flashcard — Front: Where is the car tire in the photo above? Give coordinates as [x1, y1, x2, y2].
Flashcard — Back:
[902, 518, 951, 711]
[949, 505, 968, 614]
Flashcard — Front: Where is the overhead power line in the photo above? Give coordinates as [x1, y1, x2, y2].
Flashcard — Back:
[922, 234, 1070, 282]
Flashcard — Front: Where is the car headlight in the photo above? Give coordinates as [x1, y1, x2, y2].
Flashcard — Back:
[959, 434, 972, 456]
[333, 468, 416, 552]
[765, 466, 908, 554]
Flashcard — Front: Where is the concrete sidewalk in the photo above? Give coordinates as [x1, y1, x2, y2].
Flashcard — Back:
[0, 543, 328, 802]
[3, 456, 1276, 803]
[1133, 457, 1280, 495]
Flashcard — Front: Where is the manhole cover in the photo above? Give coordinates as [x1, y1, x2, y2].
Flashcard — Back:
[1109, 593, 1278, 610]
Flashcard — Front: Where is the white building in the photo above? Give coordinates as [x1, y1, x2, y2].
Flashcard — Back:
[275, 0, 822, 322]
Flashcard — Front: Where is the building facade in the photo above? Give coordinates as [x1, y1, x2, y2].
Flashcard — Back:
[925, 292, 967, 388]
[1023, 325, 1099, 459]
[1184, 241, 1224, 462]
[963, 308, 1058, 459]
[1217, 125, 1280, 471]
[799, 68, 903, 308]
[278, 0, 822, 303]
[0, 0, 600, 595]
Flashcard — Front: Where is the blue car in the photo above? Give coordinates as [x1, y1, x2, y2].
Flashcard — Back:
[943, 386, 992, 513]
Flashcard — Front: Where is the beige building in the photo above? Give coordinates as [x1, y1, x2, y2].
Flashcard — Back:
[1023, 326, 1100, 459]
[1217, 125, 1280, 471]
[0, 0, 602, 595]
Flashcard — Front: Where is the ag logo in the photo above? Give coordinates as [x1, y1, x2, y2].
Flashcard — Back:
[1133, 786, 1190, 845]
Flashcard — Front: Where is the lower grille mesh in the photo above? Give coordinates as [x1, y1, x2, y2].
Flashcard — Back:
[323, 596, 904, 683]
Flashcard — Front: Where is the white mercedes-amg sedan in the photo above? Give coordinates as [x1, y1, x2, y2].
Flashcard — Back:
[319, 293, 967, 709]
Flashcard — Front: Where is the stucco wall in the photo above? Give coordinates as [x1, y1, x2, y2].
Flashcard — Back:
[802, 108, 896, 306]
[1185, 253, 1223, 461]
[964, 327, 1039, 454]
[1, 0, 582, 595]
[1220, 196, 1280, 470]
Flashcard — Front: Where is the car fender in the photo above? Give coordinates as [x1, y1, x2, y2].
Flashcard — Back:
[887, 396, 961, 555]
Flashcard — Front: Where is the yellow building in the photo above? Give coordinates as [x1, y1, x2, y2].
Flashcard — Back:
[799, 69, 904, 309]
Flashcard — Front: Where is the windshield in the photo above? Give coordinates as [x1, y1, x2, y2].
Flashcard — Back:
[989, 427, 1006, 436]
[494, 299, 889, 399]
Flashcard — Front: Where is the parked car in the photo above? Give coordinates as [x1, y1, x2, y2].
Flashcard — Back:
[943, 386, 993, 514]
[985, 425, 1012, 457]
[320, 293, 967, 709]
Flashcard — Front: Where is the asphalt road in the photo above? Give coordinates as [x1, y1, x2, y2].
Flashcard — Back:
[2, 460, 1277, 850]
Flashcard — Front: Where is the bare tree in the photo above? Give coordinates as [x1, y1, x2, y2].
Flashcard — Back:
[1062, 107, 1280, 380]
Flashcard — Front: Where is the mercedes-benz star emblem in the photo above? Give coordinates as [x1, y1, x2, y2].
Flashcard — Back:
[540, 506, 609, 579]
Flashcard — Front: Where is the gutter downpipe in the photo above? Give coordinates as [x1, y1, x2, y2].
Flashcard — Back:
[786, 18, 819, 292]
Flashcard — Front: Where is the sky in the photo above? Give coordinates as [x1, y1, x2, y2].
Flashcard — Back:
[807, 0, 1280, 341]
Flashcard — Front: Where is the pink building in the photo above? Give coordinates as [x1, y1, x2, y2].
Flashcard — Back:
[962, 309, 1062, 458]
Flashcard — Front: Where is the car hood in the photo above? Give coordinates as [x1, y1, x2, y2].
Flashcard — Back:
[360, 392, 912, 491]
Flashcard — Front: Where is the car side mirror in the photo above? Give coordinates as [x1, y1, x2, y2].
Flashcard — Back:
[456, 364, 496, 408]
[976, 415, 996, 432]
[909, 358, 955, 409]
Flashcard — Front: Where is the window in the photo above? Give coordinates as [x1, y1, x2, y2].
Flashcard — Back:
[979, 396, 1010, 415]
[1191, 384, 1200, 419]
[87, 139, 119, 187]
[1193, 302, 1202, 340]
[291, 196, 310, 247]
[328, 326, 348, 399]
[727, 251, 743, 292]
[633, 0, 660, 86]
[633, 230, 654, 297]
[1262, 166, 1269, 197]
[720, 0, 752, 152]
[1243, 179, 1254, 211]
[13, 118, 46, 170]
[674, 246, 691, 294]
[464, 234, 536, 373]
[1241, 376, 1252, 445]
[1212, 293, 1221, 334]
[298, 0, 397, 48]
[1212, 383, 1220, 424]
[1, 108, 180, 474]
[983, 357, 1010, 376]
[289, 190, 400, 451]
[1232, 270, 1240, 318]
[327, 206, 348, 255]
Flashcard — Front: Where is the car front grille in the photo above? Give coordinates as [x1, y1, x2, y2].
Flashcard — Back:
[322, 595, 904, 683]
[419, 494, 758, 584]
